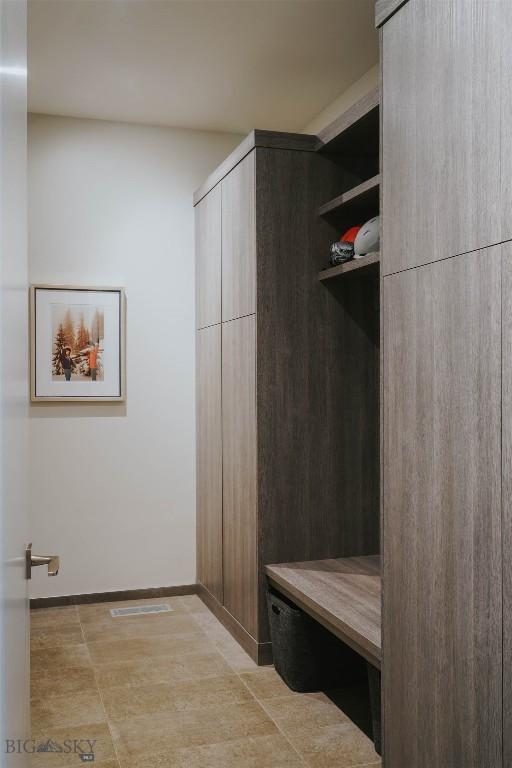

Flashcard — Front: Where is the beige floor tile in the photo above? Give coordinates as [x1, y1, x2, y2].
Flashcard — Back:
[102, 674, 252, 721]
[110, 700, 277, 760]
[88, 633, 212, 665]
[82, 614, 203, 643]
[356, 763, 382, 767]
[93, 651, 233, 690]
[189, 612, 227, 635]
[30, 625, 85, 651]
[219, 647, 260, 672]
[195, 613, 233, 634]
[32, 757, 119, 768]
[31, 644, 91, 675]
[288, 722, 379, 768]
[240, 668, 296, 700]
[186, 610, 260, 671]
[30, 606, 80, 630]
[78, 598, 186, 625]
[102, 675, 253, 722]
[210, 634, 259, 672]
[30, 597, 376, 768]
[261, 692, 350, 736]
[30, 722, 116, 767]
[31, 666, 98, 699]
[31, 690, 106, 730]
[180, 595, 209, 613]
[118, 733, 304, 768]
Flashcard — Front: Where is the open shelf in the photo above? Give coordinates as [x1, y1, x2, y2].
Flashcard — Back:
[319, 174, 380, 221]
[317, 88, 379, 172]
[319, 252, 380, 282]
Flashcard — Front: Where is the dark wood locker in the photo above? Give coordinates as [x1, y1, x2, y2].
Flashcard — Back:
[502, 243, 512, 766]
[382, 248, 502, 767]
[195, 130, 379, 663]
[500, 0, 512, 243]
[381, 0, 501, 275]
[195, 184, 221, 329]
[221, 314, 258, 638]
[196, 324, 223, 602]
[221, 152, 256, 322]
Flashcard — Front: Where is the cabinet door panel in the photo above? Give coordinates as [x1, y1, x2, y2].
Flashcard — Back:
[222, 152, 256, 322]
[195, 185, 221, 329]
[382, 0, 501, 275]
[383, 248, 502, 767]
[502, 243, 512, 765]
[196, 324, 223, 601]
[222, 314, 257, 637]
[500, 1, 512, 241]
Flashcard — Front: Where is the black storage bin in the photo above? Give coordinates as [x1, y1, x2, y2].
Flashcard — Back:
[267, 588, 365, 692]
[367, 663, 382, 755]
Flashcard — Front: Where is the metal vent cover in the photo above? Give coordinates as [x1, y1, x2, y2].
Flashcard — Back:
[110, 603, 173, 617]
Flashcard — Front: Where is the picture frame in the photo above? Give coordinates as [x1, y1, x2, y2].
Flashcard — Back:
[30, 284, 126, 402]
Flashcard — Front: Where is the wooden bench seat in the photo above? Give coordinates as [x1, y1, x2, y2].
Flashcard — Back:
[265, 555, 381, 669]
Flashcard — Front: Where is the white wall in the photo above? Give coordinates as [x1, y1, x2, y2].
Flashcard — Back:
[302, 64, 379, 135]
[28, 114, 242, 598]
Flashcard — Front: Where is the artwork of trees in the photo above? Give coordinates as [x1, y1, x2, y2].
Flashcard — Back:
[52, 324, 67, 375]
[62, 310, 75, 349]
[51, 308, 104, 377]
[75, 314, 90, 351]
[90, 310, 104, 345]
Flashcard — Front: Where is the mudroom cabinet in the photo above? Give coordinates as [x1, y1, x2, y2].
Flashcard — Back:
[196, 323, 223, 604]
[380, 0, 512, 764]
[195, 130, 380, 663]
[382, 246, 503, 767]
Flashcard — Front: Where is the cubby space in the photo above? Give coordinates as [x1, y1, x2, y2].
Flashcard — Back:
[319, 174, 380, 227]
[316, 88, 380, 271]
[318, 87, 379, 190]
[316, 91, 381, 583]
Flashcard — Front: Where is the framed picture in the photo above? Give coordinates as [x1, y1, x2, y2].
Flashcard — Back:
[30, 285, 126, 402]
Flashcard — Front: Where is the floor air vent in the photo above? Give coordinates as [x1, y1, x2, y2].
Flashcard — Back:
[110, 603, 173, 617]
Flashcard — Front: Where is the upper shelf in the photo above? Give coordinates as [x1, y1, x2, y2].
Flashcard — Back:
[319, 252, 380, 282]
[317, 87, 380, 159]
[319, 174, 380, 222]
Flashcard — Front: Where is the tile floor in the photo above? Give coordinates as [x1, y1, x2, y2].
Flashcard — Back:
[30, 594, 381, 767]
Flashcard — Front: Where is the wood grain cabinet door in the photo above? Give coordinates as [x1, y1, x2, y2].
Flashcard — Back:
[195, 184, 221, 329]
[221, 152, 256, 322]
[382, 0, 501, 274]
[222, 314, 258, 637]
[500, 1, 512, 242]
[502, 243, 512, 767]
[196, 324, 223, 602]
[383, 247, 502, 768]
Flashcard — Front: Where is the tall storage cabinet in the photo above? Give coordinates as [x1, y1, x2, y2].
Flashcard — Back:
[195, 184, 221, 329]
[222, 314, 257, 637]
[221, 153, 256, 321]
[382, 249, 503, 767]
[195, 131, 380, 662]
[196, 324, 223, 603]
[381, 0, 502, 275]
[380, 0, 512, 764]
